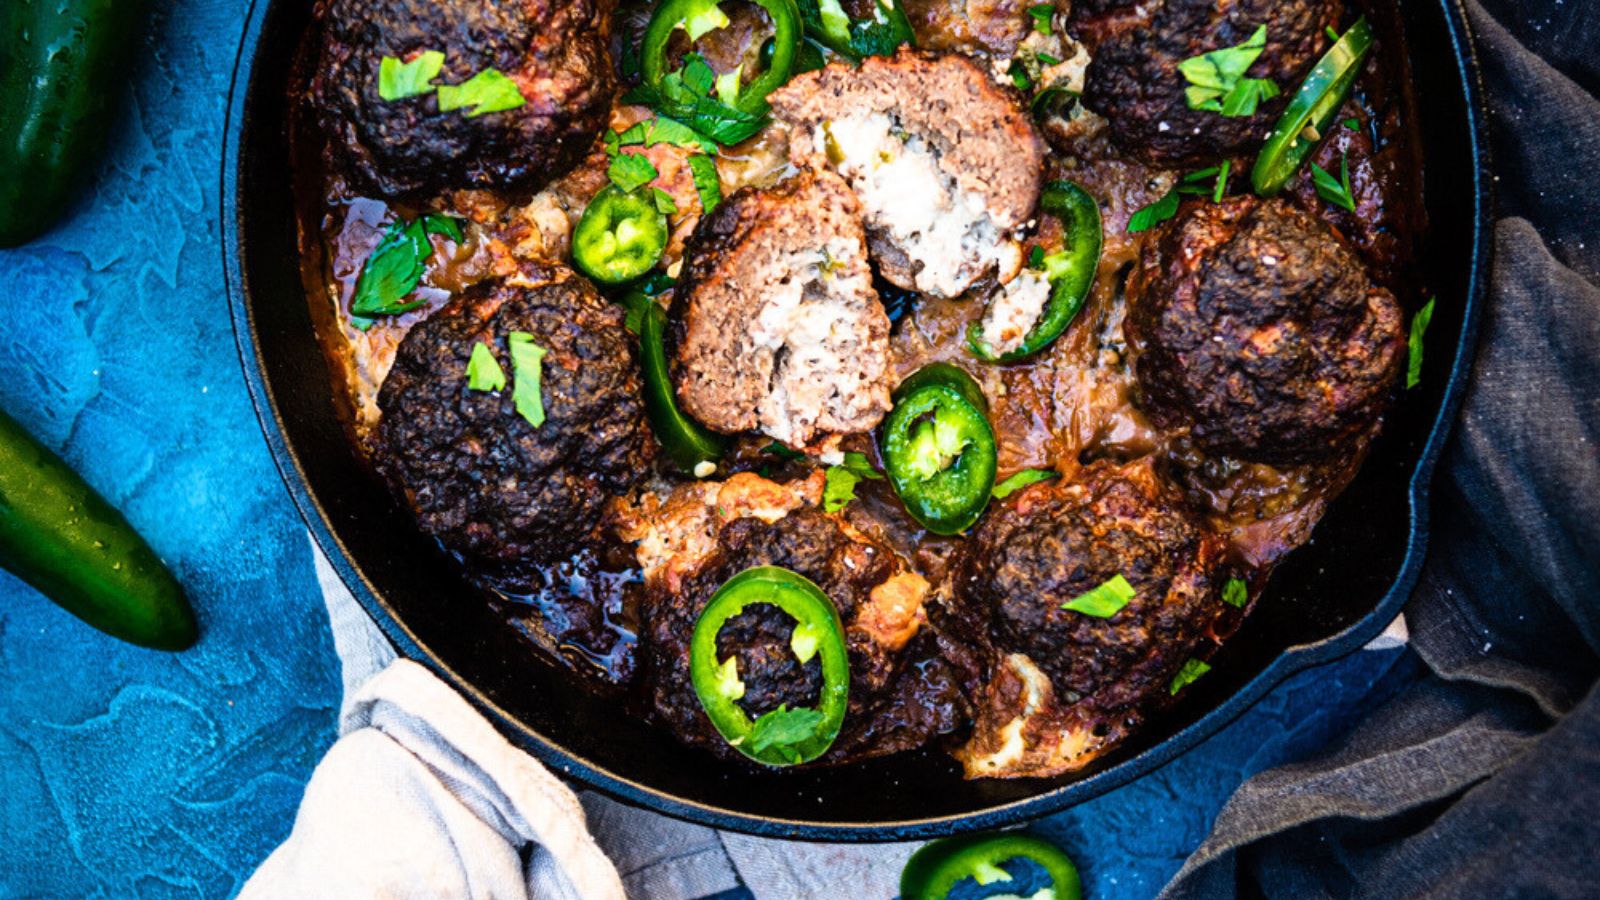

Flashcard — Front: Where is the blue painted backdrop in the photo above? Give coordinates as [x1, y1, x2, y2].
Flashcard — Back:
[0, 0, 1409, 896]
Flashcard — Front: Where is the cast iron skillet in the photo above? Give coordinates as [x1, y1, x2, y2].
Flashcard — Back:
[224, 0, 1491, 840]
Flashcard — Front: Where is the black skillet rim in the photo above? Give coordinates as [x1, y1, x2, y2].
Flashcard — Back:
[223, 0, 1492, 841]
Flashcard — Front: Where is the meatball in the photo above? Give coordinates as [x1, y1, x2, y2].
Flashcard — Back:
[1126, 196, 1405, 464]
[636, 500, 955, 764]
[311, 0, 615, 200]
[958, 462, 1223, 715]
[670, 168, 893, 452]
[375, 267, 652, 582]
[770, 48, 1045, 298]
[1082, 0, 1339, 164]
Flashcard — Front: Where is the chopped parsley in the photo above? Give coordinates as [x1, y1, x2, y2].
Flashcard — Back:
[1178, 25, 1279, 117]
[1008, 59, 1033, 92]
[507, 332, 548, 428]
[1406, 297, 1436, 390]
[465, 342, 506, 392]
[1177, 163, 1231, 203]
[1343, 117, 1361, 131]
[621, 53, 766, 146]
[436, 68, 526, 118]
[1222, 577, 1249, 608]
[1027, 245, 1047, 270]
[608, 152, 659, 193]
[1037, 51, 1062, 67]
[1063, 574, 1135, 617]
[761, 441, 805, 460]
[823, 451, 883, 512]
[1027, 3, 1054, 35]
[747, 704, 826, 762]
[992, 468, 1057, 500]
[1127, 188, 1180, 234]
[349, 214, 464, 325]
[687, 153, 723, 214]
[651, 187, 678, 215]
[378, 51, 444, 101]
[1170, 658, 1212, 695]
[1311, 152, 1356, 212]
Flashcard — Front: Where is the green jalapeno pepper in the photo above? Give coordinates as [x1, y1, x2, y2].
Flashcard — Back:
[881, 363, 998, 535]
[796, 0, 915, 60]
[643, 0, 803, 116]
[1251, 18, 1375, 197]
[689, 565, 850, 766]
[969, 180, 1102, 363]
[572, 185, 669, 285]
[900, 833, 1083, 900]
[637, 298, 729, 470]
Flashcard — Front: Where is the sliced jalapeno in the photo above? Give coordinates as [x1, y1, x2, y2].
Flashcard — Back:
[637, 298, 728, 470]
[1251, 17, 1375, 197]
[572, 185, 669, 285]
[901, 833, 1083, 900]
[881, 363, 998, 535]
[690, 565, 850, 766]
[969, 180, 1102, 363]
[643, 0, 803, 116]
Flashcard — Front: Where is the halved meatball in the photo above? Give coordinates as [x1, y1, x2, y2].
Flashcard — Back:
[627, 484, 959, 764]
[311, 0, 615, 200]
[1082, 0, 1339, 164]
[1126, 196, 1405, 464]
[951, 461, 1224, 777]
[670, 168, 893, 452]
[375, 267, 652, 583]
[770, 48, 1046, 298]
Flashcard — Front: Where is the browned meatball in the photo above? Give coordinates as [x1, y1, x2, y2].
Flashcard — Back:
[375, 268, 652, 584]
[958, 463, 1223, 714]
[638, 506, 958, 764]
[1082, 0, 1339, 164]
[1126, 196, 1405, 464]
[311, 0, 614, 200]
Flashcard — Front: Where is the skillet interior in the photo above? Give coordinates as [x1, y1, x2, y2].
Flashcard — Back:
[224, 0, 1489, 839]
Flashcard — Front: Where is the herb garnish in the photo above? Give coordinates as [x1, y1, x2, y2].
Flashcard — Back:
[1127, 189, 1180, 234]
[1027, 3, 1053, 35]
[823, 451, 883, 512]
[1008, 59, 1033, 92]
[436, 68, 527, 118]
[1343, 117, 1360, 131]
[1406, 297, 1435, 390]
[378, 51, 445, 101]
[465, 342, 506, 392]
[507, 332, 548, 428]
[1037, 52, 1062, 67]
[1179, 25, 1280, 117]
[992, 468, 1057, 500]
[687, 154, 723, 214]
[651, 187, 679, 215]
[1311, 152, 1356, 212]
[1222, 577, 1248, 608]
[349, 213, 465, 325]
[622, 54, 766, 146]
[608, 152, 659, 193]
[747, 704, 826, 763]
[1170, 658, 1212, 694]
[761, 441, 806, 460]
[1063, 574, 1135, 617]
[1176, 163, 1231, 203]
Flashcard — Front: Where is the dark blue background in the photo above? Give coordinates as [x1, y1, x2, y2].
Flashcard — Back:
[0, 1, 1406, 895]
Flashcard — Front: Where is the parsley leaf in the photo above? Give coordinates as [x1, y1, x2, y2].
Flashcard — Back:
[645, 117, 719, 153]
[687, 154, 722, 214]
[823, 452, 882, 512]
[436, 68, 526, 118]
[1170, 658, 1212, 695]
[1037, 51, 1062, 66]
[379, 51, 445, 101]
[1027, 245, 1046, 270]
[1179, 25, 1271, 115]
[1027, 3, 1054, 35]
[1407, 297, 1436, 390]
[507, 332, 548, 428]
[993, 468, 1057, 500]
[465, 342, 506, 392]
[1343, 117, 1360, 131]
[1063, 574, 1135, 617]
[1222, 577, 1249, 608]
[1311, 153, 1357, 213]
[651, 187, 678, 215]
[608, 152, 659, 193]
[761, 441, 804, 460]
[1127, 188, 1180, 234]
[1008, 59, 1033, 92]
[350, 220, 433, 320]
[747, 704, 825, 761]
[621, 54, 767, 145]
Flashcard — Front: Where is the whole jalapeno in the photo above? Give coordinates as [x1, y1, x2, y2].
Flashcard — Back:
[880, 363, 998, 535]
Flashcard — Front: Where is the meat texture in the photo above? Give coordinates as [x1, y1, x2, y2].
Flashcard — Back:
[1126, 196, 1405, 465]
[1082, 0, 1340, 164]
[375, 267, 652, 584]
[670, 168, 893, 452]
[312, 0, 615, 199]
[771, 48, 1046, 298]
[951, 461, 1225, 778]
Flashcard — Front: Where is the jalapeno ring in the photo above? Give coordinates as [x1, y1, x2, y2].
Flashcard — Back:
[900, 832, 1083, 900]
[881, 364, 998, 535]
[643, 0, 803, 116]
[572, 185, 669, 285]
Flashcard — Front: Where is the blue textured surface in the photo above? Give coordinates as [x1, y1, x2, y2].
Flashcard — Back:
[0, 1, 1412, 896]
